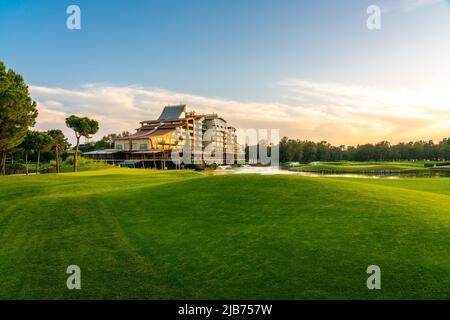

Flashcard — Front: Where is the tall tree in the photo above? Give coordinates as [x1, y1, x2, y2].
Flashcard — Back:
[20, 131, 36, 175]
[0, 61, 38, 175]
[47, 129, 70, 173]
[65, 115, 99, 172]
[33, 131, 53, 174]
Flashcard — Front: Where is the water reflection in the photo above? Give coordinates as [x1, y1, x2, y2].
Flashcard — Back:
[215, 166, 450, 178]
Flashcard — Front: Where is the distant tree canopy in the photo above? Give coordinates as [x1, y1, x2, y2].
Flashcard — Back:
[0, 61, 38, 174]
[32, 131, 53, 173]
[47, 129, 70, 154]
[47, 129, 70, 173]
[20, 131, 53, 174]
[278, 137, 450, 163]
[97, 131, 130, 149]
[78, 131, 130, 152]
[20, 131, 37, 175]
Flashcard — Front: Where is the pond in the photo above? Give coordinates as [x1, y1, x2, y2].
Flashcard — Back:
[215, 166, 450, 178]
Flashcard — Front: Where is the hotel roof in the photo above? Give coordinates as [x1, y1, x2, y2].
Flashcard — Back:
[158, 104, 186, 120]
[126, 128, 174, 139]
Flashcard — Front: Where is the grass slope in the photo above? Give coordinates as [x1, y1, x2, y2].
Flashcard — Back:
[0, 168, 450, 299]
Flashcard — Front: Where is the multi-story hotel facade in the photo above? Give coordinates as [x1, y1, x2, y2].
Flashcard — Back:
[84, 105, 245, 168]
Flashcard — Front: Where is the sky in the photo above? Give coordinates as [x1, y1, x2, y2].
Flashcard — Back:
[0, 0, 449, 145]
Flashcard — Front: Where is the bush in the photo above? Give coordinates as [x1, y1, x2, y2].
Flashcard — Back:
[40, 164, 56, 174]
[7, 162, 26, 174]
[192, 164, 205, 171]
[208, 163, 219, 170]
[435, 161, 450, 167]
[63, 157, 74, 165]
[425, 161, 450, 168]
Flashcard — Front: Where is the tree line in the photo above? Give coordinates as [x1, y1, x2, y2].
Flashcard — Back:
[279, 137, 450, 163]
[0, 61, 99, 175]
[77, 131, 130, 153]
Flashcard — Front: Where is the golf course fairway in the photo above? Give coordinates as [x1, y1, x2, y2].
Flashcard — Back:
[1, 168, 449, 299]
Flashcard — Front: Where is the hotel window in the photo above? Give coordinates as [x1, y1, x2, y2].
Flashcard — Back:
[140, 143, 147, 150]
[115, 144, 123, 150]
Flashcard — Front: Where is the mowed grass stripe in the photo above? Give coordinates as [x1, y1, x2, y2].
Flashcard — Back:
[0, 168, 449, 299]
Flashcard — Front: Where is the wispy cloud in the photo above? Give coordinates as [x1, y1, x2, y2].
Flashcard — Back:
[29, 84, 303, 144]
[279, 79, 450, 143]
[29, 80, 450, 146]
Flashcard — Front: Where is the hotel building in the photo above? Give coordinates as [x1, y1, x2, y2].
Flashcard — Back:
[84, 105, 244, 168]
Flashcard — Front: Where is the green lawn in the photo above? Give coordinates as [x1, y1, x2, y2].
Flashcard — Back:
[289, 161, 440, 173]
[1, 168, 450, 299]
[6, 158, 110, 175]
